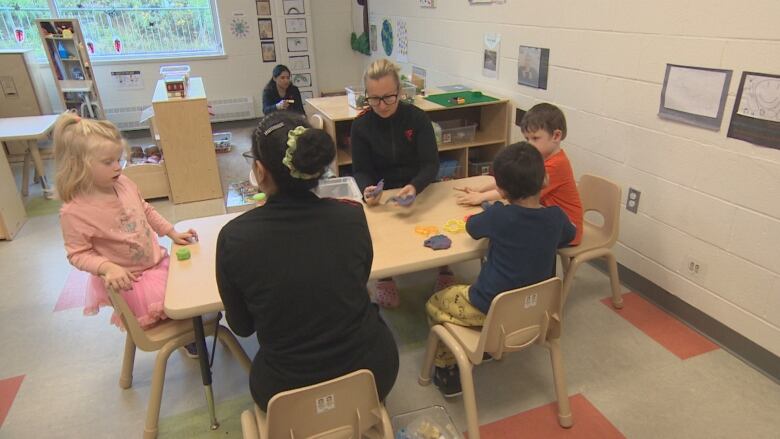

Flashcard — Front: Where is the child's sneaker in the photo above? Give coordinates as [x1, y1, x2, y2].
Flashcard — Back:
[183, 342, 199, 359]
[433, 269, 456, 293]
[433, 366, 462, 398]
[374, 278, 400, 308]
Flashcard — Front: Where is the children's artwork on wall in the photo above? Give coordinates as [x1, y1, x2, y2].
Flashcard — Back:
[412, 66, 427, 94]
[301, 90, 314, 100]
[659, 64, 732, 131]
[289, 55, 310, 70]
[287, 37, 308, 52]
[285, 18, 306, 33]
[482, 33, 500, 79]
[396, 19, 408, 63]
[369, 23, 377, 52]
[292, 73, 312, 87]
[419, 0, 435, 7]
[469, 0, 493, 3]
[727, 71, 780, 149]
[261, 41, 276, 62]
[256, 0, 271, 15]
[283, 0, 305, 15]
[517, 45, 549, 89]
[381, 19, 394, 57]
[230, 17, 250, 38]
[257, 18, 273, 40]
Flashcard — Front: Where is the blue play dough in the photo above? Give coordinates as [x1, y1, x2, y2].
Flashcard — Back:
[424, 234, 452, 250]
[366, 179, 384, 199]
[385, 194, 415, 206]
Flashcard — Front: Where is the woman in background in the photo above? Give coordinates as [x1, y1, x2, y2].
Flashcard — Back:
[262, 64, 305, 115]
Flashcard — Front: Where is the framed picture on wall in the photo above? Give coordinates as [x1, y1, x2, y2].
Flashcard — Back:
[287, 36, 308, 52]
[261, 41, 276, 62]
[285, 18, 307, 33]
[257, 18, 273, 40]
[517, 45, 549, 89]
[289, 55, 310, 70]
[283, 0, 305, 15]
[292, 73, 312, 87]
[301, 90, 314, 100]
[255, 0, 271, 15]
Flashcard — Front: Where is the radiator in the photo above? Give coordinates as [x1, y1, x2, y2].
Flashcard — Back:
[105, 95, 257, 131]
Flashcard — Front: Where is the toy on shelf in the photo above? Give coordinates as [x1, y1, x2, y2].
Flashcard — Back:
[160, 65, 191, 98]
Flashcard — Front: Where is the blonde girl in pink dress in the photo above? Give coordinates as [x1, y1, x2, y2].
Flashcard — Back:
[54, 111, 197, 330]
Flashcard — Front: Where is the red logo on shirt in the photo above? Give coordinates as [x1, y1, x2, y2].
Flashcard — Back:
[404, 129, 414, 141]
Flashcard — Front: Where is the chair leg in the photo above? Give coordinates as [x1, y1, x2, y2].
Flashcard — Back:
[604, 251, 624, 309]
[418, 329, 440, 386]
[547, 338, 573, 428]
[119, 333, 136, 389]
[216, 325, 252, 373]
[560, 256, 583, 307]
[449, 341, 479, 439]
[240, 410, 260, 439]
[143, 342, 177, 439]
[559, 255, 570, 276]
[21, 151, 31, 197]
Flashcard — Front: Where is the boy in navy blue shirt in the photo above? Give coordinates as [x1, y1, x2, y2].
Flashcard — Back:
[425, 141, 575, 397]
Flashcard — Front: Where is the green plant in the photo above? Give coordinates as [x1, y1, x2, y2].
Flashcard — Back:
[350, 31, 369, 55]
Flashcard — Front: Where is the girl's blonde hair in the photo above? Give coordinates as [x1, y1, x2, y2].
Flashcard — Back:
[363, 58, 400, 91]
[53, 111, 125, 202]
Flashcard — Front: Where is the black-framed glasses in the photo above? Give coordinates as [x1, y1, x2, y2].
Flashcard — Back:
[366, 94, 398, 106]
[242, 150, 257, 165]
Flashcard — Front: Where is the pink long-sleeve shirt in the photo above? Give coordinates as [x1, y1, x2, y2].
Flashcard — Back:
[60, 175, 174, 275]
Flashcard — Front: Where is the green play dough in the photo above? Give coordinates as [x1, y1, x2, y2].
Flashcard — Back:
[252, 193, 267, 201]
[176, 248, 191, 261]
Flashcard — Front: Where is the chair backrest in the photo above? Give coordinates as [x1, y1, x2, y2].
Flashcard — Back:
[106, 287, 157, 351]
[309, 113, 324, 130]
[578, 174, 621, 248]
[475, 278, 563, 361]
[265, 369, 388, 439]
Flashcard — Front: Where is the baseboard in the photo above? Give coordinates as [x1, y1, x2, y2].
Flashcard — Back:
[590, 260, 780, 383]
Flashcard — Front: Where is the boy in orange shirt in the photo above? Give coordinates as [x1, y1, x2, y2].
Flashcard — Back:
[455, 103, 583, 245]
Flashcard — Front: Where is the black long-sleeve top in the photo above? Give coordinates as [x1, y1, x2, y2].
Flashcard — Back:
[216, 191, 398, 409]
[350, 102, 439, 194]
[261, 82, 305, 115]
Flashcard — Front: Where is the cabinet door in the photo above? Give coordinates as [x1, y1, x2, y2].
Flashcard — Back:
[0, 53, 42, 118]
[0, 144, 27, 239]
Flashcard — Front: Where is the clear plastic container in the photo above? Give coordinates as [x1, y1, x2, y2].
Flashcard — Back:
[213, 132, 232, 153]
[345, 85, 366, 109]
[468, 159, 493, 176]
[437, 159, 461, 181]
[400, 80, 417, 104]
[392, 406, 463, 439]
[438, 120, 477, 144]
[159, 65, 191, 79]
[312, 176, 362, 202]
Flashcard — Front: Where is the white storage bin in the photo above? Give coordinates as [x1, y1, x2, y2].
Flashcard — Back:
[312, 176, 362, 202]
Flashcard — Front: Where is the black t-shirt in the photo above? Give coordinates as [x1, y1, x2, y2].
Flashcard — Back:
[350, 102, 439, 194]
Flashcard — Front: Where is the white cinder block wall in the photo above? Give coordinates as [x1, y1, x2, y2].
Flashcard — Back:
[365, 1, 780, 357]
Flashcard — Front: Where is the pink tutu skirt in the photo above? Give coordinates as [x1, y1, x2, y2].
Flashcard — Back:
[84, 255, 170, 330]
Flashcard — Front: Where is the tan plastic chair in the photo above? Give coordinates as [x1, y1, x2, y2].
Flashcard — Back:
[418, 278, 573, 439]
[309, 113, 325, 129]
[106, 287, 252, 439]
[558, 174, 623, 308]
[240, 369, 393, 439]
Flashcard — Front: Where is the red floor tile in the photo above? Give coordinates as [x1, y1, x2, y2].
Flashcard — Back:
[471, 393, 624, 439]
[602, 292, 719, 360]
[0, 375, 24, 428]
[53, 269, 88, 312]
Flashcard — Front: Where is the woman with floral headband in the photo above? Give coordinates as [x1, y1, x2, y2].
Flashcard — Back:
[216, 111, 399, 410]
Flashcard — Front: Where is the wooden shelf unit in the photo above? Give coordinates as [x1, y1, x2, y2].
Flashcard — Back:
[36, 18, 105, 119]
[304, 94, 510, 180]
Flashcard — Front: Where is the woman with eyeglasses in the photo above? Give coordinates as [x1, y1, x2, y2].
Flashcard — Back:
[216, 111, 399, 411]
[350, 58, 443, 308]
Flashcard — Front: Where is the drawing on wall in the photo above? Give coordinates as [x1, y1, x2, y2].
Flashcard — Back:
[283, 0, 305, 15]
[292, 73, 312, 87]
[517, 45, 549, 89]
[257, 18, 273, 40]
[285, 18, 306, 33]
[287, 36, 308, 52]
[255, 0, 271, 15]
[369, 23, 377, 52]
[261, 41, 276, 62]
[396, 19, 408, 63]
[419, 0, 435, 7]
[301, 90, 314, 100]
[659, 64, 732, 131]
[289, 55, 310, 70]
[727, 71, 780, 149]
[230, 17, 250, 38]
[381, 19, 394, 56]
[482, 33, 500, 79]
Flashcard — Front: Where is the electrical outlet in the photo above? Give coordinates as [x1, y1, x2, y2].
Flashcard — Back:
[626, 188, 641, 213]
[515, 108, 526, 127]
[682, 256, 707, 279]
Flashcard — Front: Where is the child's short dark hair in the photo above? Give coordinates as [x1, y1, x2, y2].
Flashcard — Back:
[520, 103, 567, 140]
[493, 141, 545, 201]
[251, 111, 335, 194]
